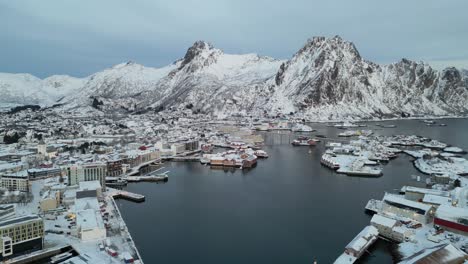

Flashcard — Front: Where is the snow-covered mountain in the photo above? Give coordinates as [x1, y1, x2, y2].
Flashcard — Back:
[268, 36, 468, 119]
[1, 36, 467, 119]
[0, 73, 84, 108]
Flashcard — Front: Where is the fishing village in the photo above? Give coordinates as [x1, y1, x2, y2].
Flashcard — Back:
[0, 110, 468, 263]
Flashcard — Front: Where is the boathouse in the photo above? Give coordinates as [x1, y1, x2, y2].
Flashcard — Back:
[382, 193, 435, 224]
[434, 204, 468, 234]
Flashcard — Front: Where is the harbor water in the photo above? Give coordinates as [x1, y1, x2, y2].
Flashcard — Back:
[117, 118, 468, 263]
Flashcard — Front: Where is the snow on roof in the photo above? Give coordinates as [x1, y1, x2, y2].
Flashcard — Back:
[74, 197, 99, 212]
[27, 167, 61, 173]
[405, 186, 450, 197]
[76, 209, 104, 231]
[422, 194, 452, 205]
[0, 162, 24, 172]
[399, 243, 468, 264]
[0, 215, 41, 228]
[345, 225, 378, 252]
[383, 193, 433, 213]
[79, 180, 101, 191]
[371, 214, 396, 228]
[435, 204, 468, 223]
[1, 169, 29, 178]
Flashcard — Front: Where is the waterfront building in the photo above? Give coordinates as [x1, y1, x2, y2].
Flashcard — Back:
[79, 181, 102, 198]
[171, 143, 186, 155]
[184, 140, 199, 151]
[370, 214, 412, 242]
[344, 225, 378, 258]
[382, 193, 435, 224]
[403, 186, 450, 202]
[74, 188, 106, 241]
[106, 159, 124, 177]
[76, 209, 106, 241]
[434, 204, 468, 234]
[399, 243, 468, 264]
[0, 215, 44, 260]
[66, 163, 107, 190]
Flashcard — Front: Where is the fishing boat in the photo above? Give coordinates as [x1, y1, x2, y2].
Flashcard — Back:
[292, 137, 316, 146]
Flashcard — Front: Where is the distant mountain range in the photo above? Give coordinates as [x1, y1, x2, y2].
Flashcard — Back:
[1, 36, 467, 120]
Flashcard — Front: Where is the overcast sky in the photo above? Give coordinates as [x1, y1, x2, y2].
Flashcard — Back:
[1, 0, 467, 78]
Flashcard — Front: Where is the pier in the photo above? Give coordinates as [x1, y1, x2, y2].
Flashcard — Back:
[127, 174, 169, 183]
[110, 190, 145, 202]
[334, 225, 379, 264]
[365, 199, 382, 214]
[166, 156, 201, 162]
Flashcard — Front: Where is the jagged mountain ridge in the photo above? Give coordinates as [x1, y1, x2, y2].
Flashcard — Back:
[1, 36, 467, 119]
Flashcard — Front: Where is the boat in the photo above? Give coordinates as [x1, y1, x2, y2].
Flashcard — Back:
[320, 153, 340, 169]
[337, 160, 383, 176]
[292, 137, 316, 146]
[291, 123, 314, 132]
[254, 150, 269, 158]
[334, 122, 360, 129]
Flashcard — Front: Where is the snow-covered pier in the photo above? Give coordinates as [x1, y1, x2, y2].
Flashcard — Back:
[365, 199, 383, 214]
[334, 225, 379, 264]
[127, 174, 169, 183]
[110, 190, 146, 202]
[109, 195, 144, 263]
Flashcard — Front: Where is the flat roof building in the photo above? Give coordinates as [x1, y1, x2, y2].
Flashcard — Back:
[0, 215, 44, 260]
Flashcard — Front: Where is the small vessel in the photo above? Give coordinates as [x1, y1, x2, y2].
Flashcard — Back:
[254, 150, 269, 158]
[291, 123, 315, 132]
[320, 153, 340, 169]
[292, 137, 316, 146]
[334, 122, 359, 129]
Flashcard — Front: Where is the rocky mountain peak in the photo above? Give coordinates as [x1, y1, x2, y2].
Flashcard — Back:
[178, 41, 220, 71]
[297, 35, 361, 61]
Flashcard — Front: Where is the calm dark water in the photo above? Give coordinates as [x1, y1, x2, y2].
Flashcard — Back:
[117, 118, 468, 264]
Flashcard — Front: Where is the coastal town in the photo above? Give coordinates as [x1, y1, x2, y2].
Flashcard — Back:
[0, 107, 468, 263]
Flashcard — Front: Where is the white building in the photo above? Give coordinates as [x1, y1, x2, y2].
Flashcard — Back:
[0, 173, 30, 192]
[171, 143, 186, 156]
[382, 193, 435, 223]
[76, 209, 106, 241]
[370, 214, 412, 242]
[79, 181, 102, 198]
[66, 163, 107, 190]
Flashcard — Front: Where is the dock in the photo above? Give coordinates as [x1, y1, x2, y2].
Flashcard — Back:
[166, 156, 200, 162]
[365, 199, 382, 214]
[334, 225, 379, 264]
[127, 174, 169, 183]
[110, 190, 145, 202]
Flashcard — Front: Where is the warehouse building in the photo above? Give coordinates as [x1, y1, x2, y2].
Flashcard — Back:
[434, 204, 468, 234]
[382, 193, 435, 224]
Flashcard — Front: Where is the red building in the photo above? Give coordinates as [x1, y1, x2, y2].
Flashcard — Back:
[434, 204, 468, 234]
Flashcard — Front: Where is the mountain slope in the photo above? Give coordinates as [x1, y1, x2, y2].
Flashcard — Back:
[1, 37, 467, 120]
[266, 36, 468, 119]
[0, 73, 84, 108]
